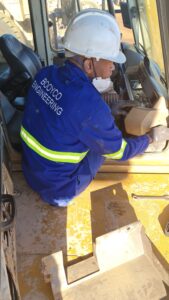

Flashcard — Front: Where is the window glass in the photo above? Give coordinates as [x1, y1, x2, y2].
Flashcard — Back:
[115, 11, 134, 45]
[47, 0, 165, 76]
[117, 0, 164, 74]
[0, 0, 34, 49]
[47, 0, 108, 51]
[79, 0, 107, 10]
[0, 0, 34, 64]
[136, 0, 164, 73]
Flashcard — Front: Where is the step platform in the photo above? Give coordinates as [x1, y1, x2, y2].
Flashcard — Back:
[42, 221, 169, 300]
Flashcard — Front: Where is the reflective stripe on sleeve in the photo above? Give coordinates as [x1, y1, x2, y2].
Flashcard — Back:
[20, 126, 88, 163]
[103, 139, 127, 159]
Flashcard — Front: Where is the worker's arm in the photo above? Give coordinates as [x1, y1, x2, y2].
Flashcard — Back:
[78, 103, 150, 161]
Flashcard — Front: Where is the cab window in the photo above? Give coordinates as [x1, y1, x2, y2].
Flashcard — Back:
[118, 0, 165, 74]
[47, 0, 109, 51]
[0, 0, 34, 50]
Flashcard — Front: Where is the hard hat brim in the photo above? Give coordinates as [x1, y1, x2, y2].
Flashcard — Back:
[65, 50, 77, 58]
[65, 49, 126, 64]
[112, 50, 126, 64]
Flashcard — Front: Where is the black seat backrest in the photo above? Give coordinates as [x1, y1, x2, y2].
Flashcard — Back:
[0, 90, 23, 152]
[0, 34, 42, 79]
[0, 34, 42, 101]
[0, 35, 42, 153]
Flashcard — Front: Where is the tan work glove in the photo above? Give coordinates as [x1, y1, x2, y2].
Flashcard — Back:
[148, 125, 169, 142]
[146, 125, 169, 152]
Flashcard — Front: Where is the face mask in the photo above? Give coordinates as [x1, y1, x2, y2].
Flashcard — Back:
[92, 77, 113, 93]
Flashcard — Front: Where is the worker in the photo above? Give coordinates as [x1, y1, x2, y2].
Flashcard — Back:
[21, 9, 152, 207]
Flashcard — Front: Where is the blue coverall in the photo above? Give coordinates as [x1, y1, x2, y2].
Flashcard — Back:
[21, 61, 149, 206]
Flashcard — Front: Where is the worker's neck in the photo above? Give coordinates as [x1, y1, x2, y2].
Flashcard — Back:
[69, 57, 94, 79]
[69, 56, 84, 70]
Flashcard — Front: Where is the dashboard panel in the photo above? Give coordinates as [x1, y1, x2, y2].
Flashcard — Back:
[102, 43, 169, 152]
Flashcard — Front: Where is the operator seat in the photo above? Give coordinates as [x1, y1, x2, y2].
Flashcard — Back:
[0, 34, 42, 152]
[0, 34, 42, 102]
[0, 91, 23, 152]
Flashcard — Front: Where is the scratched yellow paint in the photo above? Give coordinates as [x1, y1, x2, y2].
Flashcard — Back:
[127, 174, 169, 263]
[130, 198, 169, 262]
[66, 194, 93, 260]
[66, 173, 169, 263]
[16, 172, 169, 300]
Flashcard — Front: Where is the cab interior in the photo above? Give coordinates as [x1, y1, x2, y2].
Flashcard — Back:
[1, 1, 169, 299]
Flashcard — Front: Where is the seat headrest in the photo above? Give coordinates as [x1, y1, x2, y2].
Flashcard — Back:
[0, 34, 42, 79]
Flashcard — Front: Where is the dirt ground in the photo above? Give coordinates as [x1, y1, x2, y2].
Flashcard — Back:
[116, 12, 134, 44]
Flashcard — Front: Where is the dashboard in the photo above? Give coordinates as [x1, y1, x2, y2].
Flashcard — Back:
[122, 44, 168, 107]
[103, 43, 169, 152]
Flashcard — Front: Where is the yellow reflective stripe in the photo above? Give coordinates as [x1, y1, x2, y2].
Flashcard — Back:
[20, 126, 88, 163]
[103, 139, 127, 159]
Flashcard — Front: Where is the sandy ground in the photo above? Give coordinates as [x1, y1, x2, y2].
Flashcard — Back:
[116, 12, 134, 44]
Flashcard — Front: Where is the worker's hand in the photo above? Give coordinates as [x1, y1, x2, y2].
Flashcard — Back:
[145, 125, 169, 152]
[148, 125, 169, 142]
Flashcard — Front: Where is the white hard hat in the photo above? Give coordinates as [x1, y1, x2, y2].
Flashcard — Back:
[63, 9, 126, 64]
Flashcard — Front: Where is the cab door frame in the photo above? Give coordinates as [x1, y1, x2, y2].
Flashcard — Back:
[28, 0, 53, 65]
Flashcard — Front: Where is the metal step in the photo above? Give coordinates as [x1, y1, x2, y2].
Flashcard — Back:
[42, 222, 169, 300]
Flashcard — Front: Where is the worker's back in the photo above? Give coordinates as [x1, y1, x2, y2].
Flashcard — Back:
[21, 61, 107, 204]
